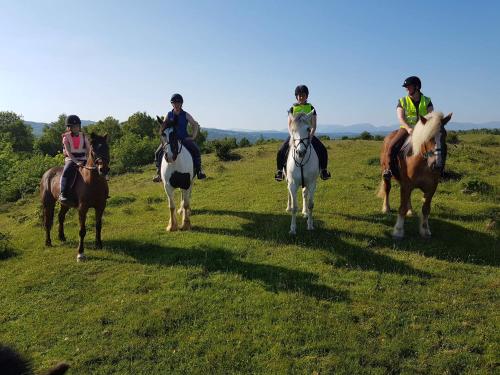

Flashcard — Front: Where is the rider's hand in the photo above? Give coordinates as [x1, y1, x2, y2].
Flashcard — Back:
[406, 127, 413, 135]
[77, 162, 84, 167]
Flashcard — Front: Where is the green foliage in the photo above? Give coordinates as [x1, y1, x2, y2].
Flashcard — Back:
[111, 134, 157, 173]
[84, 116, 122, 144]
[212, 137, 239, 161]
[238, 137, 251, 148]
[447, 131, 460, 144]
[341, 135, 349, 140]
[34, 114, 67, 156]
[462, 178, 493, 195]
[478, 137, 499, 147]
[0, 111, 34, 152]
[318, 135, 330, 141]
[122, 112, 157, 139]
[358, 131, 374, 140]
[196, 129, 210, 153]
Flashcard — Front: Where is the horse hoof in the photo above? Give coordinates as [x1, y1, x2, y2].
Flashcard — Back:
[419, 231, 432, 239]
[45, 241, 52, 247]
[95, 242, 103, 249]
[77, 254, 86, 262]
[392, 234, 404, 241]
[59, 236, 66, 242]
[307, 226, 314, 231]
[166, 225, 178, 232]
[180, 223, 191, 231]
[406, 210, 414, 217]
[382, 208, 390, 214]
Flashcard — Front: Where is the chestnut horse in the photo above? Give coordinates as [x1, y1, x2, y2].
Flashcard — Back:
[40, 133, 110, 261]
[378, 112, 452, 239]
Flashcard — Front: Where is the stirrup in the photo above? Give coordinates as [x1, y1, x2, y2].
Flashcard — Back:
[320, 170, 331, 180]
[197, 170, 206, 180]
[275, 170, 284, 182]
[382, 169, 392, 180]
[152, 174, 162, 183]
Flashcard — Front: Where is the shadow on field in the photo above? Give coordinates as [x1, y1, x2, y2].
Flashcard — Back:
[104, 240, 349, 302]
[192, 209, 430, 278]
[339, 213, 498, 266]
[0, 248, 17, 261]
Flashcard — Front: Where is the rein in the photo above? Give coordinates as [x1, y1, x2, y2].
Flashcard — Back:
[291, 136, 312, 188]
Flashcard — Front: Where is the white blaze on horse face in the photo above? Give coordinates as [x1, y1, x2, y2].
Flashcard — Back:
[434, 131, 442, 168]
[162, 127, 175, 162]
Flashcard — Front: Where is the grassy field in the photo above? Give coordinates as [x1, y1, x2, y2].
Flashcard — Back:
[0, 133, 498, 374]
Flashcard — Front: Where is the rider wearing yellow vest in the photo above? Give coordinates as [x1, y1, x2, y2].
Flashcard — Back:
[382, 76, 434, 179]
[275, 85, 331, 181]
[59, 115, 90, 202]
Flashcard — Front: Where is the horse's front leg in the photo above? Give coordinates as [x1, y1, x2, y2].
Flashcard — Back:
[58, 204, 70, 242]
[95, 207, 105, 249]
[179, 187, 192, 231]
[306, 182, 316, 231]
[164, 184, 178, 232]
[288, 182, 299, 235]
[420, 186, 436, 238]
[393, 186, 411, 239]
[77, 207, 89, 261]
[301, 187, 308, 217]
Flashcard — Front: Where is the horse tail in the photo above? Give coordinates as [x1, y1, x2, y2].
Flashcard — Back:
[376, 179, 385, 199]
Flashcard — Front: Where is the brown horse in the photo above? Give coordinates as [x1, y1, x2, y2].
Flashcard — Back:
[40, 133, 110, 261]
[378, 112, 452, 239]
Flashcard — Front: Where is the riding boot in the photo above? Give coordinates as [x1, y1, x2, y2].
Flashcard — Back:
[320, 169, 331, 180]
[383, 169, 392, 180]
[275, 170, 284, 181]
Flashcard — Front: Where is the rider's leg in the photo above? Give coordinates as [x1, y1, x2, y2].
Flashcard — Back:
[153, 144, 163, 182]
[182, 139, 205, 179]
[59, 160, 77, 201]
[275, 137, 290, 181]
[311, 136, 330, 180]
[384, 129, 408, 179]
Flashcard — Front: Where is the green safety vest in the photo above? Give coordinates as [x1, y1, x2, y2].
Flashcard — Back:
[292, 103, 313, 115]
[399, 94, 431, 127]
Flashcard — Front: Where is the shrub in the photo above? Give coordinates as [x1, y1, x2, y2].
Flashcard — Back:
[462, 178, 493, 195]
[358, 131, 374, 140]
[111, 134, 157, 173]
[213, 138, 240, 161]
[238, 137, 251, 148]
[447, 131, 460, 144]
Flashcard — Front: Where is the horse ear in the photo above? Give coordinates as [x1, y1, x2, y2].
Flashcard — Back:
[442, 113, 453, 126]
[420, 116, 428, 125]
[156, 115, 163, 124]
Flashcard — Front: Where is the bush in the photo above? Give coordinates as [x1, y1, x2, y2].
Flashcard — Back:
[238, 137, 251, 148]
[462, 178, 493, 195]
[111, 134, 157, 173]
[358, 131, 374, 140]
[213, 138, 240, 161]
[318, 135, 330, 141]
[0, 153, 64, 202]
[447, 131, 460, 144]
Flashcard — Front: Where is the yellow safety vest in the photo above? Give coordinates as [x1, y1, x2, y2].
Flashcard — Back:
[399, 94, 431, 127]
[292, 103, 313, 115]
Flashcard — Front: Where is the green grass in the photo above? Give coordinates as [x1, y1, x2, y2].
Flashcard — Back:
[0, 133, 498, 374]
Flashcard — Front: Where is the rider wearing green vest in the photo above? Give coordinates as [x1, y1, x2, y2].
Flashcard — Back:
[275, 85, 331, 181]
[382, 76, 434, 179]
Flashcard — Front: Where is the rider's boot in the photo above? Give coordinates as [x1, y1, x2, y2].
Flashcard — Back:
[320, 169, 331, 180]
[275, 170, 284, 182]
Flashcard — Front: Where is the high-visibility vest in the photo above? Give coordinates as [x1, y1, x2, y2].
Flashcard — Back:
[399, 94, 431, 126]
[292, 103, 313, 115]
[62, 132, 87, 161]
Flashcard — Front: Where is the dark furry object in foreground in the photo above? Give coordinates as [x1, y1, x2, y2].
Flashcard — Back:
[0, 345, 69, 375]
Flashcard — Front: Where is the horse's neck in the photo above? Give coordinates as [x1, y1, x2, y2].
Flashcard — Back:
[81, 154, 96, 183]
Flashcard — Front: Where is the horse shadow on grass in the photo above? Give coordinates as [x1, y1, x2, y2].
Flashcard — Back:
[103, 240, 348, 303]
[339, 213, 498, 267]
[189, 209, 431, 278]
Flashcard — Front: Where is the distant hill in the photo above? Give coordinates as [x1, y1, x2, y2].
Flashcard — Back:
[25, 120, 95, 136]
[25, 120, 499, 139]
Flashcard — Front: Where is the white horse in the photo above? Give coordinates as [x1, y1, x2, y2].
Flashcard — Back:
[285, 111, 320, 235]
[157, 116, 194, 231]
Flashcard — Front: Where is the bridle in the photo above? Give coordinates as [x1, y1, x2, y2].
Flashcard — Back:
[162, 125, 183, 162]
[290, 128, 313, 188]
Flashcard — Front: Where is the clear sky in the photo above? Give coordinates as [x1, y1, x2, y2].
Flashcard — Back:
[1, 0, 499, 130]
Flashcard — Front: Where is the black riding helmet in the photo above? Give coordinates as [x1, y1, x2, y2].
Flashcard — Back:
[65, 114, 81, 127]
[170, 93, 184, 104]
[402, 76, 422, 90]
[294, 85, 309, 97]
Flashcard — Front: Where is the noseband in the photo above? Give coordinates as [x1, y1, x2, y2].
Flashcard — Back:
[291, 136, 312, 167]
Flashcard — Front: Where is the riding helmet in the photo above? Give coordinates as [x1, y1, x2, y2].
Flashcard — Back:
[294, 85, 309, 97]
[402, 76, 422, 90]
[65, 114, 81, 127]
[170, 93, 184, 104]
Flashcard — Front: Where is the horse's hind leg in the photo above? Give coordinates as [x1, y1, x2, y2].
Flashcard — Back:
[306, 182, 316, 231]
[42, 200, 55, 247]
[380, 178, 391, 213]
[179, 188, 192, 231]
[77, 207, 88, 261]
[420, 186, 436, 238]
[58, 205, 70, 242]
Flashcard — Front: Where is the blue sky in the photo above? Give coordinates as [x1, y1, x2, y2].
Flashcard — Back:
[1, 0, 499, 130]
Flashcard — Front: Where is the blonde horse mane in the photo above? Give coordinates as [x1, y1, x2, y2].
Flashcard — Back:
[290, 112, 311, 132]
[411, 112, 445, 153]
